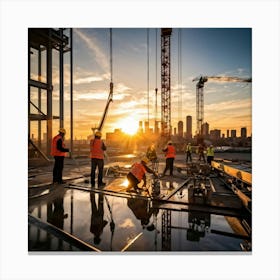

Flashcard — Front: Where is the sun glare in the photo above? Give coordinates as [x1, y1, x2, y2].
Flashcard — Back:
[118, 117, 138, 135]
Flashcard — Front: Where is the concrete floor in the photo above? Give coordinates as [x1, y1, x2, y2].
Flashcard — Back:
[28, 153, 251, 252]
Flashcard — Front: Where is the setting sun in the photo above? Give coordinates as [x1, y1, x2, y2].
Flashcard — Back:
[117, 117, 139, 135]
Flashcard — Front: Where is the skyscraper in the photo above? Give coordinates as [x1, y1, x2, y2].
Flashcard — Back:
[231, 130, 237, 138]
[178, 121, 183, 137]
[201, 122, 209, 137]
[241, 127, 247, 138]
[186, 115, 192, 139]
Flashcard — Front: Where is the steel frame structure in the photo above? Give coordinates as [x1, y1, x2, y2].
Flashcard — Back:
[28, 28, 73, 158]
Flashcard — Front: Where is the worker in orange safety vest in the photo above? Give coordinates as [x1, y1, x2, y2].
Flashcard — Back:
[90, 130, 107, 187]
[161, 140, 176, 177]
[51, 128, 70, 184]
[126, 157, 157, 193]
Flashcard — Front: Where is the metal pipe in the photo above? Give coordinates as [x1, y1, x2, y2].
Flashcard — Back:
[59, 28, 64, 129]
[70, 28, 73, 156]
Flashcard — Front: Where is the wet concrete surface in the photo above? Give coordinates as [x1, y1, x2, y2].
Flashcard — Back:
[28, 153, 251, 252]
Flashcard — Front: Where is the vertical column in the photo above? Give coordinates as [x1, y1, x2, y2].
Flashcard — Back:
[70, 28, 73, 156]
[46, 30, 53, 156]
[59, 28, 64, 129]
[38, 47, 42, 148]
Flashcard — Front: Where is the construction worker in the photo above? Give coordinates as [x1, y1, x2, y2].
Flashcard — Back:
[51, 128, 70, 184]
[185, 142, 192, 163]
[206, 145, 215, 165]
[90, 130, 107, 187]
[198, 144, 206, 163]
[146, 143, 158, 172]
[161, 140, 176, 177]
[126, 157, 157, 193]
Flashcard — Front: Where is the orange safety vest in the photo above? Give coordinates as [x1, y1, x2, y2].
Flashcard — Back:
[90, 138, 104, 159]
[165, 145, 176, 158]
[131, 162, 147, 181]
[51, 135, 66, 157]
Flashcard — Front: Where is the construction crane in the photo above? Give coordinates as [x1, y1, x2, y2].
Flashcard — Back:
[160, 28, 172, 140]
[192, 75, 252, 142]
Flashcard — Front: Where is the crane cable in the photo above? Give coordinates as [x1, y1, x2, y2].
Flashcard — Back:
[147, 28, 150, 126]
[178, 29, 182, 122]
[155, 28, 158, 126]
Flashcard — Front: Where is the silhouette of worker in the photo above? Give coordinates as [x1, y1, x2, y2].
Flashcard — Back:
[90, 193, 108, 245]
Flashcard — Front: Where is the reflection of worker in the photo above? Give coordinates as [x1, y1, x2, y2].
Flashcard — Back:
[47, 188, 68, 229]
[127, 197, 155, 231]
[162, 140, 176, 177]
[198, 144, 206, 163]
[185, 142, 192, 163]
[126, 157, 157, 192]
[146, 143, 158, 172]
[206, 145, 214, 165]
[90, 130, 107, 187]
[90, 193, 108, 245]
[51, 128, 70, 184]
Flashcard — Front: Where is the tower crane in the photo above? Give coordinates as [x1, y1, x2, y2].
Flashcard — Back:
[192, 75, 252, 142]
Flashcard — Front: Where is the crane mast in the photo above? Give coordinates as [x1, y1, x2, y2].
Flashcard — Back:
[161, 28, 172, 140]
[193, 75, 252, 142]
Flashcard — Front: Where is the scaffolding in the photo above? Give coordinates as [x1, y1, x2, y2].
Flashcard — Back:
[28, 28, 73, 159]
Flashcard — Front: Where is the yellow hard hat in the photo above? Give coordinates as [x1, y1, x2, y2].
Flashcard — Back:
[95, 130, 102, 137]
[59, 128, 66, 134]
[167, 140, 172, 145]
[141, 156, 149, 164]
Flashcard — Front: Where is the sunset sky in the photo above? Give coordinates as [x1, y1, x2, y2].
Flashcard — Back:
[30, 28, 252, 139]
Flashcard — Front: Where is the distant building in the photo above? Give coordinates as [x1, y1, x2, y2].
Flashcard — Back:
[241, 127, 247, 138]
[174, 127, 176, 135]
[201, 122, 209, 137]
[178, 121, 183, 137]
[226, 129, 229, 138]
[210, 129, 221, 141]
[186, 115, 192, 139]
[144, 121, 149, 134]
[231, 129, 237, 138]
[138, 121, 143, 134]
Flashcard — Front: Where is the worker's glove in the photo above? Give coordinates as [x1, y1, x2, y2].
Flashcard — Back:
[68, 151, 72, 157]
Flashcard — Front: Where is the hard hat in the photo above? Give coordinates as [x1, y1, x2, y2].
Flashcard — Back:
[141, 156, 149, 164]
[59, 128, 66, 134]
[95, 130, 102, 137]
[188, 143, 191, 145]
[167, 140, 172, 145]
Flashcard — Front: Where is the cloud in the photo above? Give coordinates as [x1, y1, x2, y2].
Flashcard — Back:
[75, 76, 103, 84]
[74, 29, 109, 74]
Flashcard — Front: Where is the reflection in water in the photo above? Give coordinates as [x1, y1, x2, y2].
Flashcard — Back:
[127, 197, 158, 231]
[90, 193, 108, 245]
[47, 189, 68, 229]
[186, 211, 210, 242]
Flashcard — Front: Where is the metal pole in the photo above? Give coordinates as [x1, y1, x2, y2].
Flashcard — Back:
[70, 28, 73, 156]
[59, 28, 64, 129]
[46, 29, 53, 156]
[38, 48, 42, 148]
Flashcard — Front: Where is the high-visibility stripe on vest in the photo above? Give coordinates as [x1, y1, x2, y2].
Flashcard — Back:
[51, 135, 66, 157]
[207, 147, 214, 157]
[90, 138, 104, 159]
[131, 162, 146, 181]
[166, 145, 176, 158]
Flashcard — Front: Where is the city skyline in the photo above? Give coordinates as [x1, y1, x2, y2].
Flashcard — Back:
[29, 28, 252, 139]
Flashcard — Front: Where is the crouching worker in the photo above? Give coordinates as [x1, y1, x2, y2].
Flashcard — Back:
[126, 157, 158, 193]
